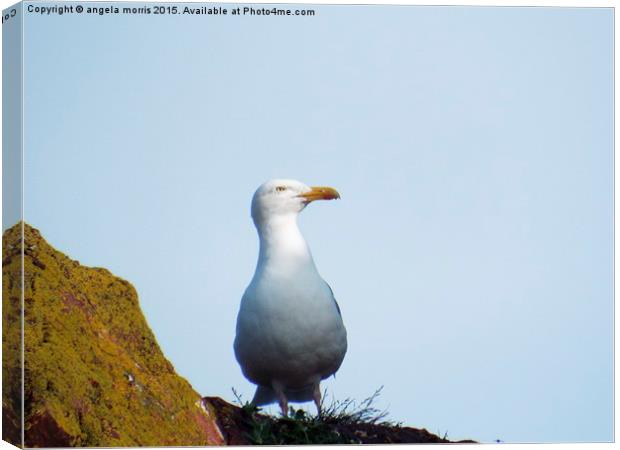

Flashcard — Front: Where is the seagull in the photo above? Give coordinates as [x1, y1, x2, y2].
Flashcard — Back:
[234, 179, 348, 416]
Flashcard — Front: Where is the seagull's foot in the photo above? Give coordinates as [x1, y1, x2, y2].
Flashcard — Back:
[272, 381, 289, 417]
[279, 401, 289, 417]
[313, 382, 322, 417]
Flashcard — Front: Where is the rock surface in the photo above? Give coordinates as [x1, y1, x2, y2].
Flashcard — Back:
[2, 223, 224, 447]
[203, 396, 475, 445]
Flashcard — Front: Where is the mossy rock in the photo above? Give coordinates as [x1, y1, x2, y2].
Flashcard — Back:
[2, 223, 223, 447]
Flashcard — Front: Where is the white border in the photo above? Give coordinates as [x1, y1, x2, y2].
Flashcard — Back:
[0, 1, 615, 449]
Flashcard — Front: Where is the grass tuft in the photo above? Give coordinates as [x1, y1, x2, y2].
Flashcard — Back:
[232, 386, 392, 445]
[319, 386, 391, 426]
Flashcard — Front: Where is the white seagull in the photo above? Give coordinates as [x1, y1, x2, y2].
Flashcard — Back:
[234, 179, 348, 416]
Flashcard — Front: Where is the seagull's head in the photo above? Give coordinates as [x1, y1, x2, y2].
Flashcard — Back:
[251, 179, 340, 226]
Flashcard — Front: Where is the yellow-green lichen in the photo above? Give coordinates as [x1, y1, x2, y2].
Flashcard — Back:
[3, 223, 222, 447]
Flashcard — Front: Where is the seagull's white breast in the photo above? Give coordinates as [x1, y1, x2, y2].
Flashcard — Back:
[234, 258, 347, 390]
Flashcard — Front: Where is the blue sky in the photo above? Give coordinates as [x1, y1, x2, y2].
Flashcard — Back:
[10, 2, 614, 443]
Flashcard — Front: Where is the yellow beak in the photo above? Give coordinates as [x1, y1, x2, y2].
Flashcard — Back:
[299, 186, 341, 203]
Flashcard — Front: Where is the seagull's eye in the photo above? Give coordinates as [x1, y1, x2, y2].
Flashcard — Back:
[275, 186, 287, 192]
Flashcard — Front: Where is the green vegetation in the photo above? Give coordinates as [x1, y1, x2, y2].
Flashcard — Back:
[2, 223, 222, 447]
[242, 406, 353, 445]
[229, 388, 427, 445]
[209, 386, 468, 445]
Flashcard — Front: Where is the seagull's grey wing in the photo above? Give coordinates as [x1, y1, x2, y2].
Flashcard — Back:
[326, 283, 342, 317]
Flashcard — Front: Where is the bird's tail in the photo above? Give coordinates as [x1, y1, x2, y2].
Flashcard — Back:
[252, 385, 277, 406]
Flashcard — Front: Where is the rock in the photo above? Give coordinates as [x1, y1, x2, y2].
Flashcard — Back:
[2, 223, 224, 447]
[202, 396, 476, 445]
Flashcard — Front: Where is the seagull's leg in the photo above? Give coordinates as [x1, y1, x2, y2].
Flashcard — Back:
[313, 382, 322, 417]
[272, 381, 288, 417]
